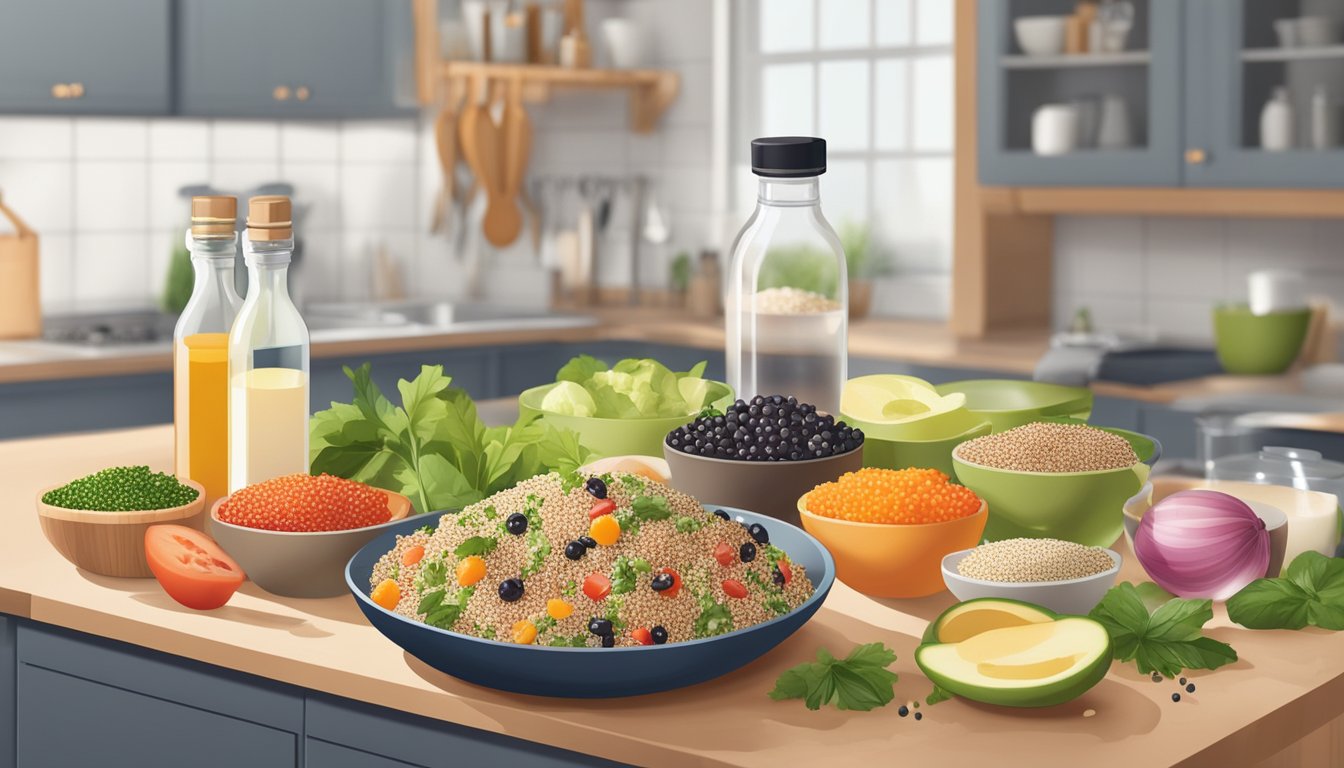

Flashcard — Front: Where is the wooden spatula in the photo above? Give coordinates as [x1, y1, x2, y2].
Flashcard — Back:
[483, 79, 527, 247]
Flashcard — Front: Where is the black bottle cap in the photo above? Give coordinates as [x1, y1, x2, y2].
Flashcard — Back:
[750, 137, 827, 178]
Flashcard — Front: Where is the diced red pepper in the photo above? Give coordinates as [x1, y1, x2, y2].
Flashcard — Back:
[582, 572, 611, 601]
[777, 557, 792, 586]
[588, 499, 616, 519]
[712, 542, 735, 566]
[722, 579, 748, 599]
[630, 627, 654, 646]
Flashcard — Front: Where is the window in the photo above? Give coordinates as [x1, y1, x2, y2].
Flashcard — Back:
[732, 0, 955, 319]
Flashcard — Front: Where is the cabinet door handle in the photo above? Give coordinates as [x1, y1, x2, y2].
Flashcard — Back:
[273, 85, 291, 101]
[1185, 148, 1208, 165]
[51, 83, 70, 99]
[68, 82, 84, 99]
[295, 86, 310, 102]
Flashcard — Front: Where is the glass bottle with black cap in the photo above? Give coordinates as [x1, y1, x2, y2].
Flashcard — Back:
[726, 137, 847, 415]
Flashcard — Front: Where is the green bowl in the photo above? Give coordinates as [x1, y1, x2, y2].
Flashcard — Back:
[1213, 305, 1311, 375]
[934, 380, 1093, 432]
[951, 426, 1159, 546]
[519, 383, 720, 459]
[858, 421, 992, 481]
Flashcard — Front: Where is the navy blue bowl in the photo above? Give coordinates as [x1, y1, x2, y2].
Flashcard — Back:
[346, 505, 836, 698]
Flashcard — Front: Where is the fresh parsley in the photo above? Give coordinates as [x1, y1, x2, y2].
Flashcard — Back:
[415, 524, 435, 535]
[768, 643, 899, 712]
[453, 536, 498, 558]
[764, 597, 790, 615]
[561, 579, 577, 597]
[1228, 551, 1344, 631]
[617, 473, 646, 496]
[631, 494, 673, 522]
[674, 515, 706, 534]
[1088, 582, 1238, 678]
[418, 585, 474, 630]
[610, 556, 652, 595]
[519, 503, 550, 579]
[693, 593, 734, 638]
[535, 615, 558, 634]
[414, 559, 448, 592]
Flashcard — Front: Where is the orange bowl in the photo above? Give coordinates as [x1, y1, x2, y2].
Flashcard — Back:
[797, 492, 988, 598]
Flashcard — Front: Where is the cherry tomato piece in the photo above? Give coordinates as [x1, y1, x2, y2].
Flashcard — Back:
[722, 579, 748, 599]
[583, 573, 612, 601]
[712, 542, 735, 566]
[655, 567, 682, 598]
[631, 627, 654, 646]
[588, 498, 617, 519]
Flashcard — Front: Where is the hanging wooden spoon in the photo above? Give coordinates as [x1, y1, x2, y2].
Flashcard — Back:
[483, 78, 527, 247]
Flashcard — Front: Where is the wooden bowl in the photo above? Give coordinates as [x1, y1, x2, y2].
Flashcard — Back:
[208, 488, 413, 598]
[37, 479, 207, 578]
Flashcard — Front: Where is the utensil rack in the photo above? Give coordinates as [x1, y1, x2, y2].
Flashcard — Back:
[412, 0, 679, 134]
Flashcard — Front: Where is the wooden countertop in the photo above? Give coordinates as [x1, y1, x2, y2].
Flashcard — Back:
[3, 425, 1343, 767]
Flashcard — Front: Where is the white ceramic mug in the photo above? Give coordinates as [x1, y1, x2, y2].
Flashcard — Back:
[601, 18, 647, 69]
[1248, 270, 1307, 315]
[1096, 94, 1133, 149]
[1297, 16, 1337, 47]
[1032, 104, 1079, 155]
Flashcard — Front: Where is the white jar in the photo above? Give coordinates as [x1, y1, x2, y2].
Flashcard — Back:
[1261, 86, 1295, 151]
[1032, 104, 1079, 155]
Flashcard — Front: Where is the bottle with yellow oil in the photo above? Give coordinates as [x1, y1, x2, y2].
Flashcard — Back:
[173, 196, 243, 503]
[229, 196, 310, 491]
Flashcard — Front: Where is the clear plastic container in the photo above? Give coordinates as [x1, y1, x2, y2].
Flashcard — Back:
[1208, 445, 1344, 501]
[726, 137, 847, 415]
[229, 196, 310, 491]
[173, 196, 243, 503]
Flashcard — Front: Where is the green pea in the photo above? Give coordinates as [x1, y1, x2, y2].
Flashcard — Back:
[42, 465, 199, 512]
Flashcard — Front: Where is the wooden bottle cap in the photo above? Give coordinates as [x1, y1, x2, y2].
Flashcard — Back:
[246, 195, 293, 241]
[190, 195, 236, 238]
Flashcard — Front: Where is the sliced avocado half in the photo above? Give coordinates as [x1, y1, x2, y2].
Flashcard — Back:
[916, 598, 1111, 708]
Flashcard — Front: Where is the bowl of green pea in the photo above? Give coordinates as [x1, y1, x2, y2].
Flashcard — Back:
[37, 466, 206, 578]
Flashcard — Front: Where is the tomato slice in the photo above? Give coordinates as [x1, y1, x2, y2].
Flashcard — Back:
[656, 567, 682, 599]
[722, 579, 748, 599]
[630, 627, 654, 646]
[588, 499, 616, 519]
[582, 572, 612, 601]
[777, 557, 793, 586]
[144, 525, 245, 610]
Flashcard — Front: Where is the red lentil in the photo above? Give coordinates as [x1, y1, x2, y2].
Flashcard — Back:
[806, 467, 982, 524]
[218, 473, 391, 532]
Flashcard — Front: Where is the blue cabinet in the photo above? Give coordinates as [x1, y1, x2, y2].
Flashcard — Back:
[177, 0, 413, 118]
[980, 0, 1344, 188]
[0, 0, 172, 115]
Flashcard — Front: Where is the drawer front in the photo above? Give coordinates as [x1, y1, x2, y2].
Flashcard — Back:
[18, 664, 297, 768]
[306, 740, 423, 768]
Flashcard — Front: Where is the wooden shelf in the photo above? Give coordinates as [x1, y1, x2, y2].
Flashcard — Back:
[1001, 50, 1150, 69]
[435, 62, 678, 132]
[1243, 45, 1344, 62]
[981, 185, 1344, 218]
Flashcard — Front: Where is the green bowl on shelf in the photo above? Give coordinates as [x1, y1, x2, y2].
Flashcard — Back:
[1213, 305, 1311, 375]
[934, 379, 1093, 433]
[952, 426, 1161, 547]
[519, 383, 726, 460]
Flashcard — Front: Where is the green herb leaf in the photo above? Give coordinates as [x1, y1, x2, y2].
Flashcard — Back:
[769, 643, 899, 712]
[1228, 551, 1344, 631]
[693, 597, 734, 638]
[454, 536, 498, 559]
[1089, 582, 1238, 677]
[423, 585, 474, 630]
[631, 494, 673, 522]
[414, 559, 448, 592]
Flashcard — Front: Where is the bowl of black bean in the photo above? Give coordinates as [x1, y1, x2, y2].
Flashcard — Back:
[663, 395, 864, 526]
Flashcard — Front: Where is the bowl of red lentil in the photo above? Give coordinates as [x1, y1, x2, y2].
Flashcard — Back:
[207, 474, 413, 598]
[951, 422, 1158, 547]
[344, 473, 834, 698]
[797, 468, 990, 598]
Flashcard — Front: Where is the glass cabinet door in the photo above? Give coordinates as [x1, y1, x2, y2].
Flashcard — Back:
[978, 0, 1183, 186]
[1189, 0, 1344, 187]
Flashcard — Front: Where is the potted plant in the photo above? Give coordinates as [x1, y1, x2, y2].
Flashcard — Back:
[841, 221, 885, 320]
[668, 251, 692, 307]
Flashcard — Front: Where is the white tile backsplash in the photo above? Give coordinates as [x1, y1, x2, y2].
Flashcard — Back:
[37, 233, 73, 306]
[148, 160, 209, 230]
[73, 232, 150, 303]
[1054, 215, 1344, 342]
[340, 163, 418, 231]
[211, 121, 279, 162]
[74, 119, 148, 160]
[340, 120, 417, 163]
[0, 160, 72, 232]
[75, 161, 147, 232]
[149, 121, 211, 161]
[279, 122, 340, 163]
[0, 118, 72, 160]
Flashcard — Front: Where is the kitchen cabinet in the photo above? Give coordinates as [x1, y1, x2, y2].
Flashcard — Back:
[177, 0, 414, 118]
[980, 0, 1344, 188]
[0, 0, 172, 115]
[0, 617, 13, 768]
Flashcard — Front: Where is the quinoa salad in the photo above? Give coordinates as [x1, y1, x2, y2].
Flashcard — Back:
[369, 471, 815, 648]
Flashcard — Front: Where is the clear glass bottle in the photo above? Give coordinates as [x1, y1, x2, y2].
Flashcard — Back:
[726, 137, 847, 415]
[173, 196, 243, 503]
[229, 196, 310, 491]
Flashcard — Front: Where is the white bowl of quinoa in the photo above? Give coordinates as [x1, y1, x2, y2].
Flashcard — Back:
[941, 539, 1122, 616]
[347, 471, 835, 698]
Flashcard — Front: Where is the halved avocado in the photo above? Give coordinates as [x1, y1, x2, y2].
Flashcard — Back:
[916, 599, 1111, 708]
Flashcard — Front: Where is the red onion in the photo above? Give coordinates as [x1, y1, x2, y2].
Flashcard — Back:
[1134, 490, 1270, 601]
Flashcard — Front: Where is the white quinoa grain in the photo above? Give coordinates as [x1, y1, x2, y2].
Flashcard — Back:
[954, 422, 1138, 473]
[957, 537, 1114, 583]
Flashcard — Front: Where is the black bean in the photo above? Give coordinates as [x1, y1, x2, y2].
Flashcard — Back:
[1172, 693, 1181, 702]
[578, 536, 598, 549]
[585, 477, 608, 499]
[1186, 684, 1195, 693]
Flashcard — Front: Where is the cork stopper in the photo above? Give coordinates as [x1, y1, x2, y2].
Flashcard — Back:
[190, 196, 236, 238]
[246, 195, 293, 241]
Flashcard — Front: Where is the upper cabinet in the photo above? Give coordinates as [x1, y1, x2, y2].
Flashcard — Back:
[0, 0, 413, 119]
[177, 0, 414, 118]
[0, 0, 172, 115]
[980, 0, 1344, 188]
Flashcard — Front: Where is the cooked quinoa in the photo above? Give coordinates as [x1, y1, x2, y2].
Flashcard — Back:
[957, 538, 1115, 583]
[369, 472, 814, 647]
[954, 422, 1138, 473]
